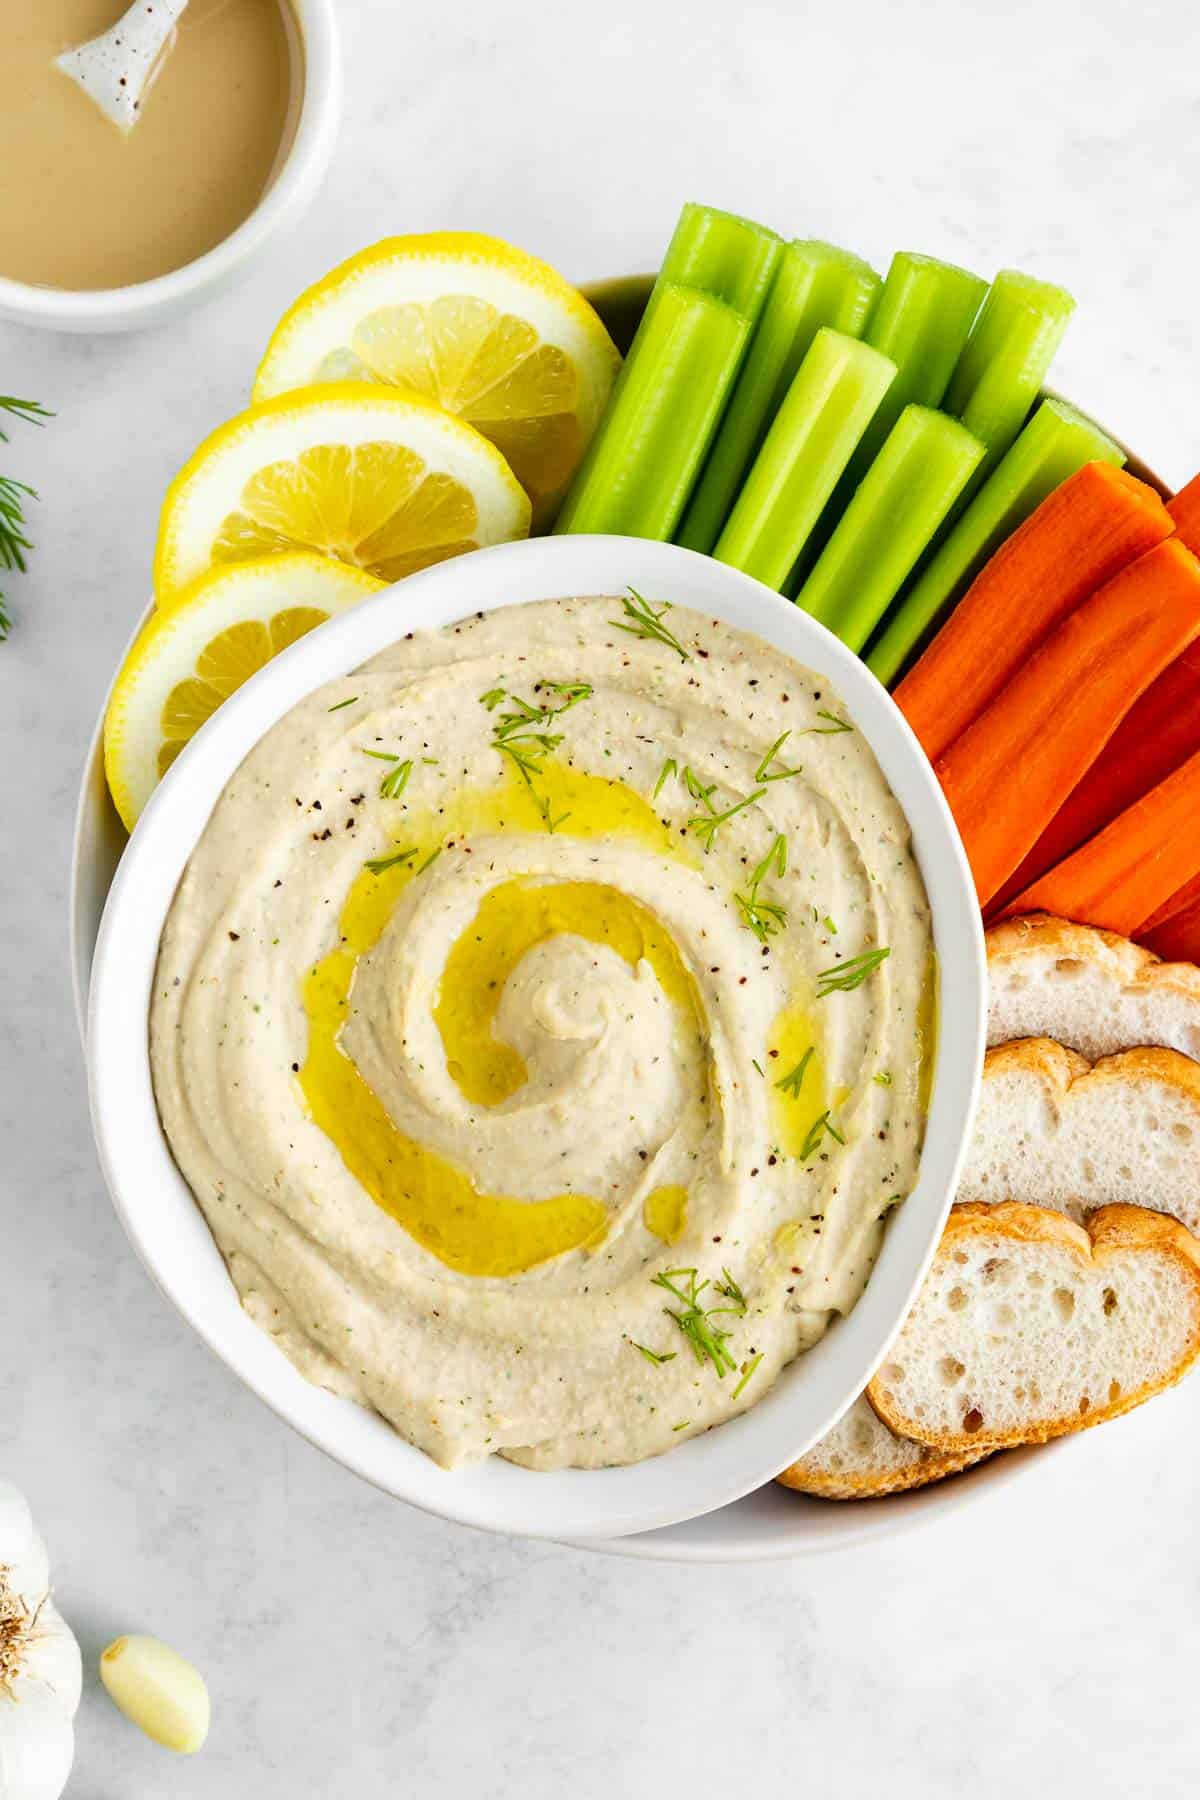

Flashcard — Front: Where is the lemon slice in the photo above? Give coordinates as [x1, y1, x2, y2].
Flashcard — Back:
[105, 554, 382, 830]
[154, 383, 531, 605]
[251, 233, 620, 525]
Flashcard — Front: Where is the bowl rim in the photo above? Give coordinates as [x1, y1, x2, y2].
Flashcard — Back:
[0, 0, 342, 329]
[85, 533, 986, 1542]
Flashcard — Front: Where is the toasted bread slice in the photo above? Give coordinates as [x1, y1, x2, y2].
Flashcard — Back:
[777, 1396, 991, 1500]
[961, 1037, 1200, 1234]
[867, 1202, 1200, 1452]
[987, 913, 1200, 1060]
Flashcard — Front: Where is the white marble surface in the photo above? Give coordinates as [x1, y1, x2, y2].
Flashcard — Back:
[4, 0, 1200, 1790]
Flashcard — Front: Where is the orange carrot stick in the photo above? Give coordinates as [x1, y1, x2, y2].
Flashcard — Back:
[988, 639, 1200, 914]
[1168, 471, 1200, 555]
[896, 463, 1174, 763]
[1002, 744, 1200, 935]
[938, 538, 1200, 908]
[1142, 885, 1200, 964]
[1141, 867, 1200, 936]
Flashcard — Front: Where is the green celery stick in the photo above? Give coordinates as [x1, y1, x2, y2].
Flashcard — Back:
[713, 328, 896, 591]
[865, 397, 1123, 686]
[944, 269, 1076, 478]
[554, 204, 774, 537]
[797, 407, 985, 653]
[851, 253, 987, 475]
[554, 283, 749, 540]
[658, 202, 782, 319]
[677, 240, 880, 553]
[788, 253, 986, 589]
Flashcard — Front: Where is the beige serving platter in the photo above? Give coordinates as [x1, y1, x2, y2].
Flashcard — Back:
[68, 274, 1169, 1559]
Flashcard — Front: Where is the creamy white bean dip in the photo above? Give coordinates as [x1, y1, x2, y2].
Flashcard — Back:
[150, 596, 932, 1469]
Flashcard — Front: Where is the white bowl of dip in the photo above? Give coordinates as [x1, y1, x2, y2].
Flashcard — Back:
[0, 0, 341, 334]
[84, 533, 986, 1542]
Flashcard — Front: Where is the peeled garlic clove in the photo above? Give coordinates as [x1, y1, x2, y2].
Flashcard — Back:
[99, 1635, 209, 1754]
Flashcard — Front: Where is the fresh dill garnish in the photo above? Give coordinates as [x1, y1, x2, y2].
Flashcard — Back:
[0, 398, 52, 439]
[611, 587, 691, 661]
[732, 1353, 764, 1401]
[480, 678, 591, 833]
[416, 846, 443, 875]
[714, 1267, 748, 1311]
[754, 730, 803, 783]
[379, 757, 413, 800]
[802, 709, 853, 735]
[365, 846, 418, 875]
[682, 766, 717, 809]
[0, 396, 51, 641]
[539, 678, 594, 706]
[751, 1058, 765, 1079]
[672, 1420, 691, 1431]
[360, 747, 400, 762]
[688, 787, 764, 852]
[327, 695, 358, 712]
[632, 1341, 676, 1366]
[798, 1111, 846, 1160]
[652, 1266, 745, 1377]
[653, 756, 678, 799]
[775, 1046, 814, 1099]
[734, 833, 788, 942]
[873, 1070, 892, 1087]
[823, 915, 837, 934]
[816, 946, 890, 997]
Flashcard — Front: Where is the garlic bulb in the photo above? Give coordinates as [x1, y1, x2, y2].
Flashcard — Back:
[0, 1483, 81, 1800]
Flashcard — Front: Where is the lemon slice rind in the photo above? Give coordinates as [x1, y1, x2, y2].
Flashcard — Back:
[153, 383, 531, 604]
[250, 233, 620, 519]
[105, 553, 383, 832]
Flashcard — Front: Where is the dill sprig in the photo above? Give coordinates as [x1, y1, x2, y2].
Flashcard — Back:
[734, 833, 788, 943]
[610, 588, 690, 661]
[631, 1341, 676, 1366]
[651, 1266, 747, 1377]
[802, 708, 853, 735]
[681, 767, 720, 814]
[0, 396, 51, 642]
[688, 787, 764, 852]
[754, 730, 803, 783]
[365, 846, 418, 875]
[379, 757, 413, 800]
[732, 1352, 764, 1401]
[480, 678, 592, 833]
[327, 695, 359, 712]
[0, 398, 52, 440]
[816, 946, 890, 997]
[714, 1267, 748, 1310]
[775, 1046, 814, 1099]
[798, 1111, 845, 1160]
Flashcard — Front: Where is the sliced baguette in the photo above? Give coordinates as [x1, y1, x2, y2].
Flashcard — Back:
[777, 1396, 991, 1500]
[867, 1202, 1200, 1452]
[987, 913, 1200, 1060]
[961, 1037, 1200, 1234]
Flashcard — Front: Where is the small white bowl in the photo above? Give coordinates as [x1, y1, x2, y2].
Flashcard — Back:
[0, 0, 341, 334]
[85, 534, 986, 1543]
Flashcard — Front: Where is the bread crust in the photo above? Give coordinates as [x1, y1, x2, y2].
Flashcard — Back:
[986, 913, 1200, 1050]
[867, 1202, 1200, 1453]
[981, 1034, 1200, 1117]
[776, 1438, 990, 1500]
